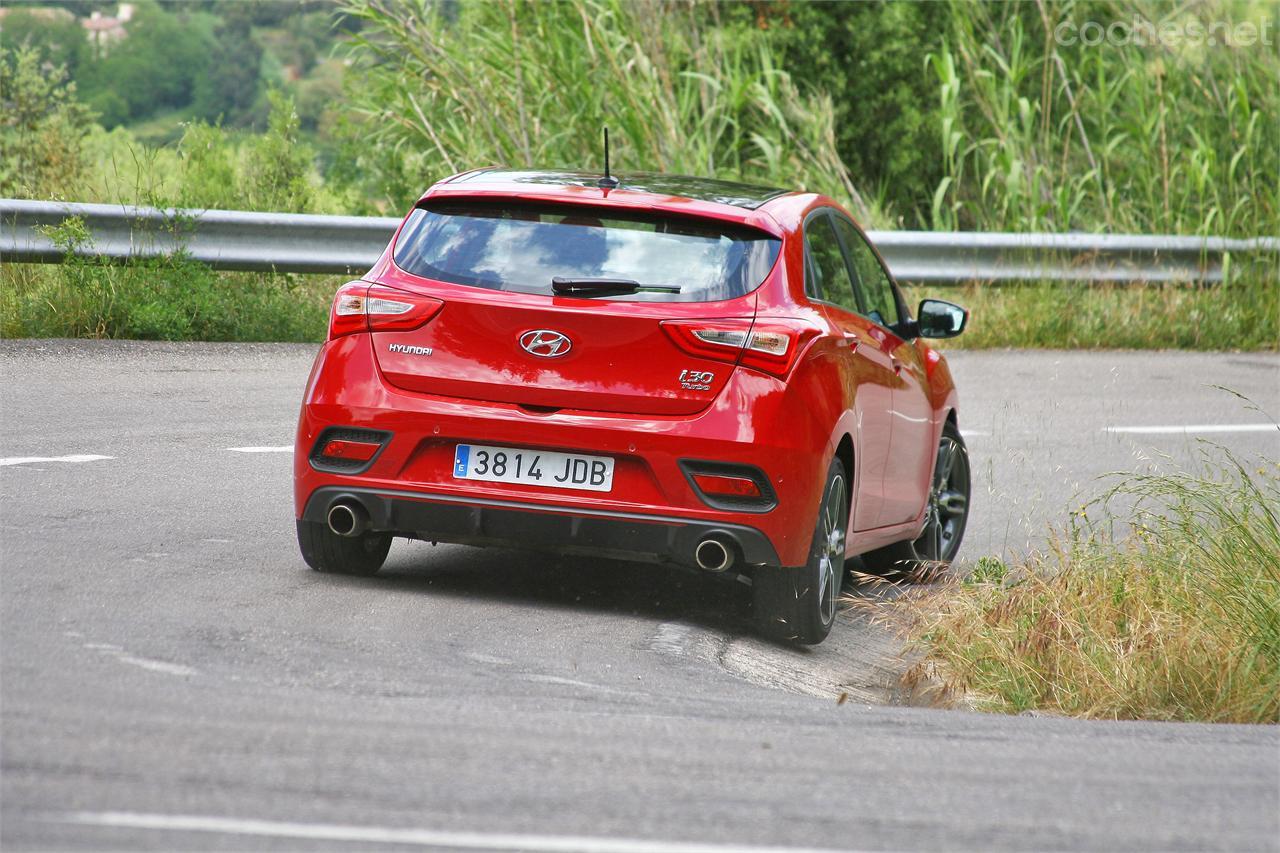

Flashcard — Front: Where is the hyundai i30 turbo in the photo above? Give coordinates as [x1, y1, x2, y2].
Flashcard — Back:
[294, 169, 970, 644]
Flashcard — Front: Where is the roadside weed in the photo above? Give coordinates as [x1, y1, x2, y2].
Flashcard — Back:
[882, 442, 1280, 723]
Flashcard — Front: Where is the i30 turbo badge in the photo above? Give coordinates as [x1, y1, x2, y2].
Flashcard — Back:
[519, 329, 572, 357]
[294, 168, 970, 644]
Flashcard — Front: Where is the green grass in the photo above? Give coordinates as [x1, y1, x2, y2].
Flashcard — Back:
[903, 272, 1279, 351]
[1, 215, 334, 343]
[3, 262, 1276, 349]
[878, 445, 1280, 724]
[3, 213, 1274, 349]
[0, 260, 333, 343]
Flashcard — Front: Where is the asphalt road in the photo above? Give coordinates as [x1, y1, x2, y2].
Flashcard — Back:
[2, 340, 1278, 852]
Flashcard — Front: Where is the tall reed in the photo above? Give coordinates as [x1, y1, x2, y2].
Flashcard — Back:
[931, 0, 1279, 238]
[337, 0, 872, 218]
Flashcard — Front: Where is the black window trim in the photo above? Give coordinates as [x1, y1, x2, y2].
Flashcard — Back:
[826, 210, 913, 334]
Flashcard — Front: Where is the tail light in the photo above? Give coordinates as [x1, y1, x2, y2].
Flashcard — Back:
[661, 318, 820, 378]
[329, 281, 444, 340]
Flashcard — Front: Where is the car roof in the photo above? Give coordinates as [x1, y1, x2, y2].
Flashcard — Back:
[441, 168, 793, 211]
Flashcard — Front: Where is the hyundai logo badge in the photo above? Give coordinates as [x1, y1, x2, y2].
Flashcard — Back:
[519, 330, 572, 358]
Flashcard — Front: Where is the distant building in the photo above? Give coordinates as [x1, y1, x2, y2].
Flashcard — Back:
[82, 3, 134, 53]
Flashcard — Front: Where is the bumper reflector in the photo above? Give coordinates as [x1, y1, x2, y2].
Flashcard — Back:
[320, 439, 381, 462]
[680, 460, 777, 512]
[692, 472, 763, 499]
[309, 427, 392, 473]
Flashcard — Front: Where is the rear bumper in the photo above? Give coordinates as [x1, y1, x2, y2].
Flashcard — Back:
[302, 486, 781, 567]
[294, 334, 833, 567]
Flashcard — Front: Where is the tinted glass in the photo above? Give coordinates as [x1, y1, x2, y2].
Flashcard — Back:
[393, 203, 781, 303]
[804, 214, 859, 313]
[833, 216, 899, 327]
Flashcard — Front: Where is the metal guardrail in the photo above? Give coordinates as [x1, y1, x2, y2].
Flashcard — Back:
[1, 199, 400, 276]
[2, 198, 1277, 283]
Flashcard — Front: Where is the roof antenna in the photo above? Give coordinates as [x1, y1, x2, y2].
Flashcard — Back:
[597, 127, 619, 190]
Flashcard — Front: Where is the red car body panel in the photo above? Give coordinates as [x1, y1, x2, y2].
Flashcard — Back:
[294, 170, 958, 569]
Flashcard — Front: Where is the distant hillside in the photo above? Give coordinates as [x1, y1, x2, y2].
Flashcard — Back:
[0, 0, 352, 143]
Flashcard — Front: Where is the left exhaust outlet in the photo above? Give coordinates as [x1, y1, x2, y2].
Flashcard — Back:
[327, 501, 369, 538]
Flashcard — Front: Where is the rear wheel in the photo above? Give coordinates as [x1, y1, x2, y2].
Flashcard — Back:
[295, 520, 391, 576]
[863, 421, 970, 576]
[753, 458, 847, 645]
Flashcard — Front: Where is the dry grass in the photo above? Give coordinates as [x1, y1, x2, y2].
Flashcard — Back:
[869, 442, 1280, 724]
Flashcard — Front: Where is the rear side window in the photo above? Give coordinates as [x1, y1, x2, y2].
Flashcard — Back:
[804, 213, 860, 313]
[832, 216, 900, 328]
[393, 202, 781, 303]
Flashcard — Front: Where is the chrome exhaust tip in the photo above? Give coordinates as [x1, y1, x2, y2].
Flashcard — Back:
[695, 537, 734, 573]
[326, 501, 368, 538]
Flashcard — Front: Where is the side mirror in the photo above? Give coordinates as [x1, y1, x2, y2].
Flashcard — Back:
[916, 299, 968, 339]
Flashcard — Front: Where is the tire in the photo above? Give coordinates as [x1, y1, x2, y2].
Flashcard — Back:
[753, 458, 848, 645]
[295, 519, 391, 576]
[862, 420, 970, 576]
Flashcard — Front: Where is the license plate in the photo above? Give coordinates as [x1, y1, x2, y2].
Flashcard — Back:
[452, 444, 614, 492]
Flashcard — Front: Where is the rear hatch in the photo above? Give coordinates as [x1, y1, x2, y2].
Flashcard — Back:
[371, 200, 781, 416]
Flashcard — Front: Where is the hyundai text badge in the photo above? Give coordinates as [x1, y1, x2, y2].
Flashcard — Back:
[519, 330, 572, 358]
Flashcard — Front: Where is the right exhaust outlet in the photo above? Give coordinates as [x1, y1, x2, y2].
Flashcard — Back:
[695, 537, 736, 572]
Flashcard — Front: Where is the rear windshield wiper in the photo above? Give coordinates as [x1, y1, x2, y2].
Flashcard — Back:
[552, 277, 681, 297]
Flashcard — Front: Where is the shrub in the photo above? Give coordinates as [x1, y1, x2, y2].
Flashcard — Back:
[0, 216, 331, 343]
[0, 45, 96, 199]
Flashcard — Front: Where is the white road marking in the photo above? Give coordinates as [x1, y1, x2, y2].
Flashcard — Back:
[54, 812, 850, 853]
[1104, 424, 1278, 435]
[226, 446, 292, 453]
[0, 454, 114, 467]
[84, 644, 196, 678]
[519, 674, 638, 697]
[114, 655, 197, 677]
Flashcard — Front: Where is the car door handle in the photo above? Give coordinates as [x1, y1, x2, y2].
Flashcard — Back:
[842, 332, 859, 352]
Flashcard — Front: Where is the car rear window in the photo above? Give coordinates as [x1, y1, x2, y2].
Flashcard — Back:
[392, 202, 781, 303]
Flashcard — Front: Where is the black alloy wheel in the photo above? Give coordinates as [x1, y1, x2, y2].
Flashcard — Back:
[915, 423, 970, 563]
[862, 421, 970, 575]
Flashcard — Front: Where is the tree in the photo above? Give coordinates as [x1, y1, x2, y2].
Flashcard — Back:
[0, 8, 89, 76]
[77, 2, 216, 126]
[192, 4, 264, 125]
[244, 91, 315, 211]
[726, 1, 949, 227]
[0, 45, 96, 199]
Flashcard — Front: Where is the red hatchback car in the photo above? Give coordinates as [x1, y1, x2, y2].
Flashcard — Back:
[294, 169, 970, 644]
